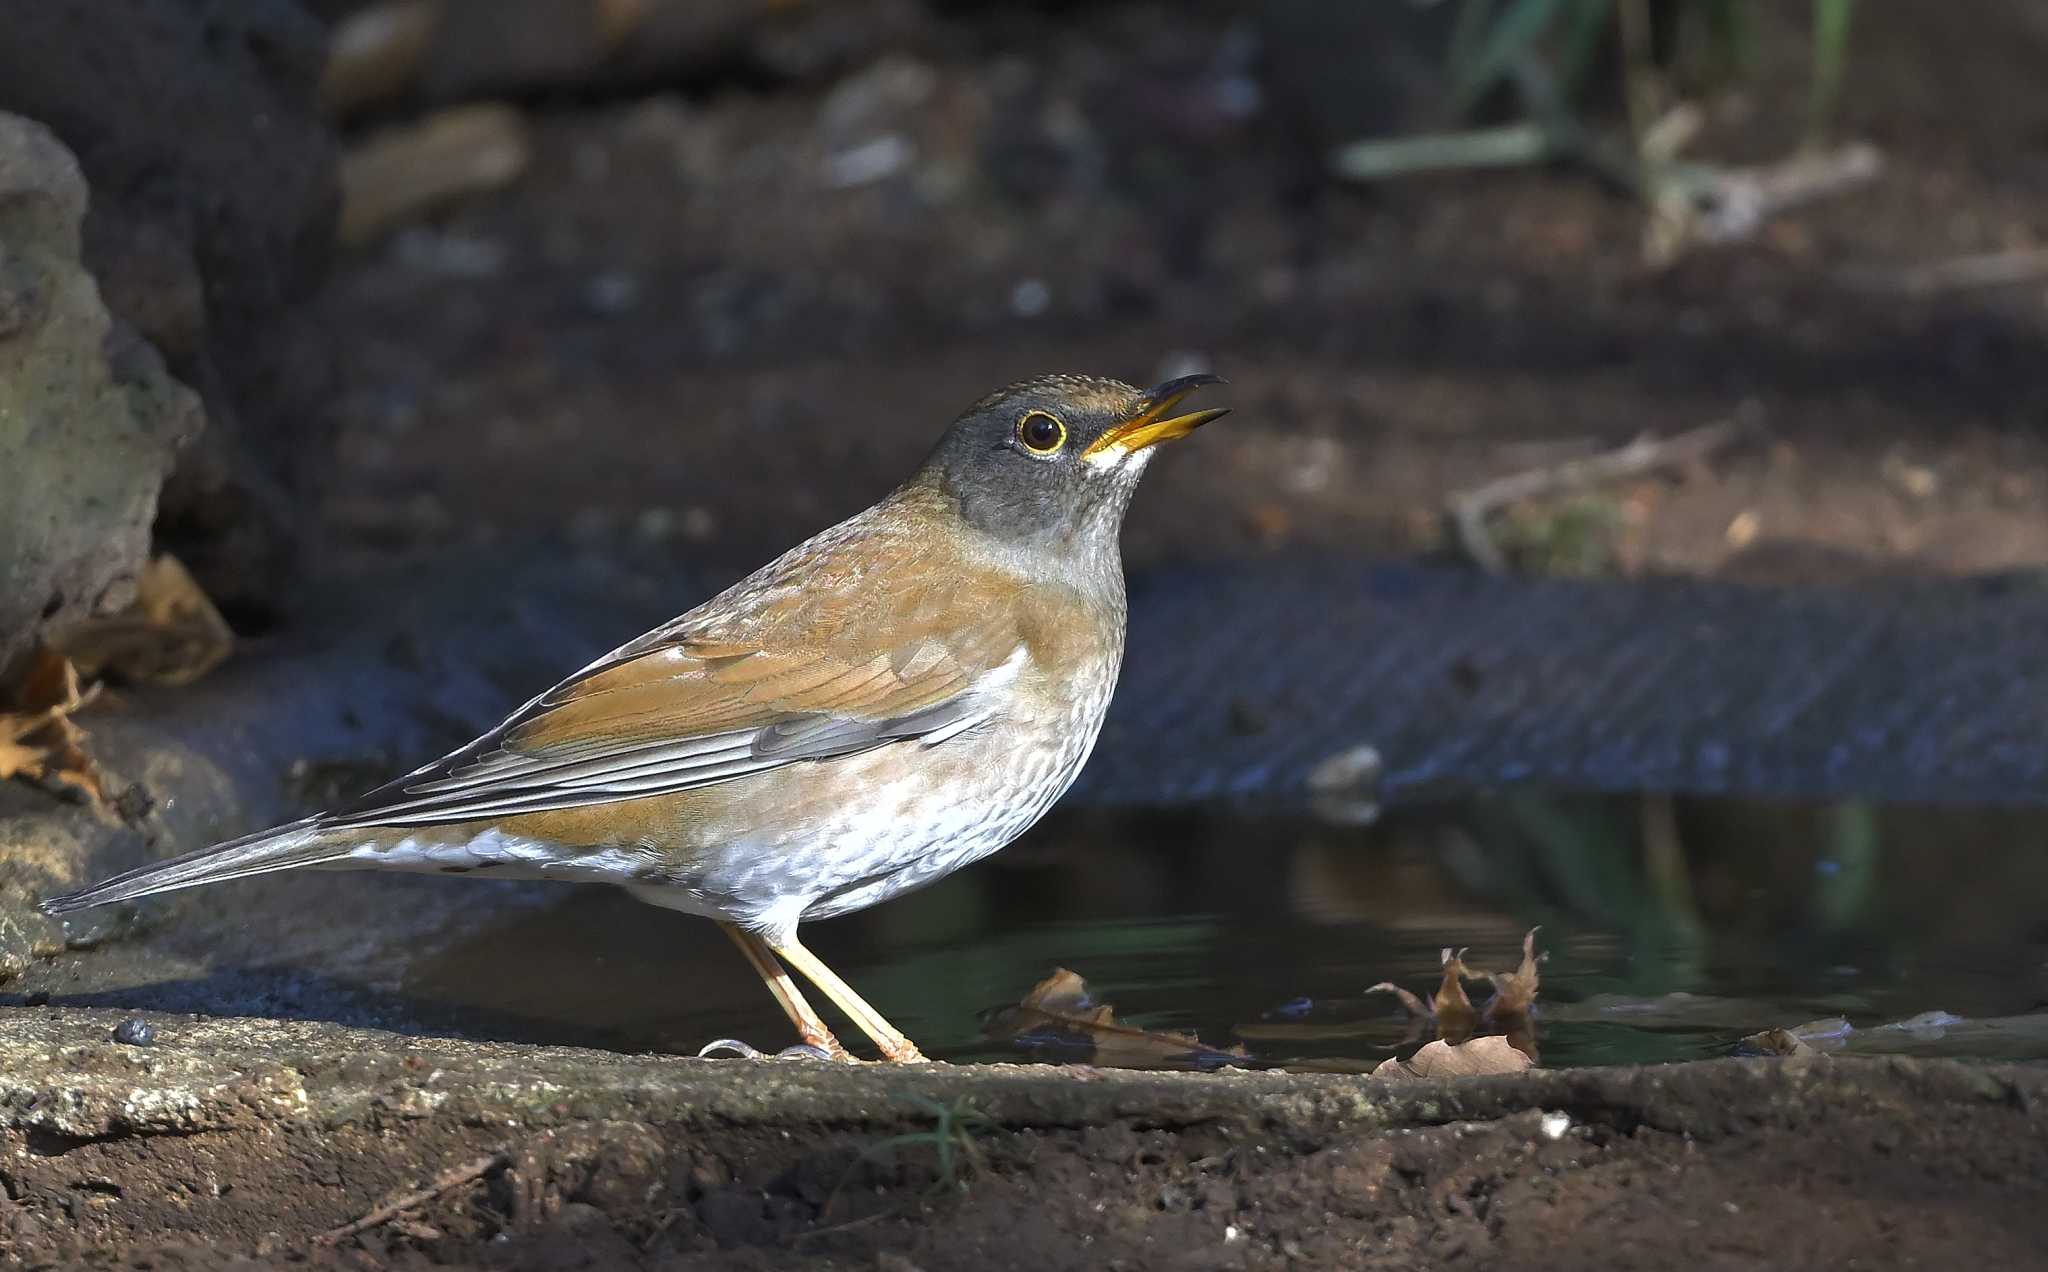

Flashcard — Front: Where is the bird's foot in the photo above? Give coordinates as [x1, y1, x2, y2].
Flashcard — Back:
[878, 1039, 932, 1064]
[697, 1037, 936, 1064]
[697, 1037, 855, 1063]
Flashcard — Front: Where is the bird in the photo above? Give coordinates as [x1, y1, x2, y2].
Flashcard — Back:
[40, 372, 1229, 1063]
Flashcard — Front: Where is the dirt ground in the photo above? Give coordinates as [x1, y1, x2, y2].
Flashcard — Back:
[312, 2, 2048, 587]
[3, 1010, 2044, 1271]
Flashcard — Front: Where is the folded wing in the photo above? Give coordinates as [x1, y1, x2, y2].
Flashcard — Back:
[322, 516, 1032, 829]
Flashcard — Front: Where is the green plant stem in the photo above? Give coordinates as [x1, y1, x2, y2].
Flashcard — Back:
[1807, 0, 1856, 146]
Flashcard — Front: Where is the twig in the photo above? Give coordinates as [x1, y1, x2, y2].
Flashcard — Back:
[1329, 123, 1553, 182]
[1685, 142, 1884, 246]
[1837, 246, 2048, 298]
[1448, 415, 1753, 574]
[316, 1151, 509, 1246]
[791, 1205, 899, 1245]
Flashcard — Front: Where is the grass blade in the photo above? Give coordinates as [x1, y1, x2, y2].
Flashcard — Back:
[1451, 0, 1567, 115]
[1553, 0, 1613, 98]
[1808, 0, 1856, 144]
[1696, 0, 1756, 78]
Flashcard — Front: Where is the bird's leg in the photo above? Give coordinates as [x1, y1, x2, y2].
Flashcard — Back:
[718, 921, 854, 1061]
[770, 935, 930, 1064]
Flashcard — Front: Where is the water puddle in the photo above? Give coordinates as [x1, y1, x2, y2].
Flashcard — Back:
[394, 791, 2048, 1069]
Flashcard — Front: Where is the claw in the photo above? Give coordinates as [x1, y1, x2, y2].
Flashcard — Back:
[775, 1043, 838, 1062]
[698, 1038, 848, 1062]
[698, 1038, 765, 1059]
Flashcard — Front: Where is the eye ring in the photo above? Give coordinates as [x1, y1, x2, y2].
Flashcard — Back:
[1016, 410, 1067, 455]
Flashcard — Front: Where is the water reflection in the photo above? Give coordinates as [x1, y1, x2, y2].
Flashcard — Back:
[398, 792, 2048, 1068]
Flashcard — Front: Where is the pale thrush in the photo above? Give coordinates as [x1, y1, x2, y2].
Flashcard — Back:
[42, 373, 1230, 1062]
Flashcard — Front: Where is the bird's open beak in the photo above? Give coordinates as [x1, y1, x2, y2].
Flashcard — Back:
[1082, 374, 1230, 461]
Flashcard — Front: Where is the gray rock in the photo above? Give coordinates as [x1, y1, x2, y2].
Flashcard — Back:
[110, 1015, 156, 1046]
[0, 113, 202, 674]
[0, 0, 340, 616]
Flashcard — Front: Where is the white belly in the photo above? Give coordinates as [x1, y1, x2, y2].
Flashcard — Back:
[655, 655, 1118, 939]
[335, 648, 1122, 945]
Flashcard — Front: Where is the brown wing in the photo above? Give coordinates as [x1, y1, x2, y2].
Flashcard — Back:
[323, 498, 1032, 829]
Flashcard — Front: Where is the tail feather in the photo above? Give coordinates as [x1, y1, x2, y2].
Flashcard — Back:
[38, 819, 348, 914]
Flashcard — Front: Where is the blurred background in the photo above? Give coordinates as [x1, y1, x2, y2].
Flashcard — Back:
[4, 0, 2047, 1067]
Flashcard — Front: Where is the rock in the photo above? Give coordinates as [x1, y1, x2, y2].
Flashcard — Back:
[0, 1010, 2042, 1265]
[0, 0, 340, 618]
[0, 113, 202, 674]
[338, 102, 531, 244]
[321, 0, 936, 116]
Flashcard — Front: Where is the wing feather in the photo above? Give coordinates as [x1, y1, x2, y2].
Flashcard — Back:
[319, 498, 1036, 830]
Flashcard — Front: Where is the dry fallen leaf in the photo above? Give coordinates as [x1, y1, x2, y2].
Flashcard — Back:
[1373, 1035, 1533, 1080]
[0, 648, 105, 806]
[1484, 927, 1543, 1017]
[1737, 1011, 2048, 1060]
[1360, 928, 1545, 1062]
[1362, 980, 1431, 1023]
[1433, 947, 1480, 1044]
[986, 968, 1252, 1071]
[1483, 926, 1544, 1061]
[53, 554, 233, 687]
[1736, 1027, 1821, 1058]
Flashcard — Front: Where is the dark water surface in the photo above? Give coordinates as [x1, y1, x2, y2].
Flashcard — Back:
[395, 792, 2048, 1069]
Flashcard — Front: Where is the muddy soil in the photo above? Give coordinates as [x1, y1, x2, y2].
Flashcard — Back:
[1, 1009, 2043, 1270]
[314, 2, 2048, 585]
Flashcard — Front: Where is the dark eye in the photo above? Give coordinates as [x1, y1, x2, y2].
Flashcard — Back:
[1017, 410, 1067, 455]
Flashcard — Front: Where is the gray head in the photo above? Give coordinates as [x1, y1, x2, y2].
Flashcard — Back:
[912, 373, 1229, 552]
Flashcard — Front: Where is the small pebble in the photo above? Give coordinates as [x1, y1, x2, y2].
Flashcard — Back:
[584, 269, 641, 315]
[1009, 277, 1051, 318]
[112, 1017, 156, 1047]
[1278, 996, 1315, 1019]
[822, 134, 915, 189]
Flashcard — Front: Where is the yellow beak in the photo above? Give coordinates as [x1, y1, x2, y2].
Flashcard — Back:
[1082, 374, 1230, 461]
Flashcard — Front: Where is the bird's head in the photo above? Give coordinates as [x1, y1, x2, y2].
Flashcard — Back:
[913, 372, 1229, 553]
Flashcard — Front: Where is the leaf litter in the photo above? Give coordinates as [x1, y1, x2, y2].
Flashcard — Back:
[990, 928, 1545, 1078]
[1738, 1010, 2048, 1062]
[0, 648, 106, 807]
[2, 554, 233, 809]
[982, 968, 1253, 1070]
[991, 932, 2048, 1073]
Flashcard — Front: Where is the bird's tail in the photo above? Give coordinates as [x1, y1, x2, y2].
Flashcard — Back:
[38, 819, 349, 914]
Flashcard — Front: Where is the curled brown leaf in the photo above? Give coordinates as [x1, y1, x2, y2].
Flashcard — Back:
[1358, 928, 1546, 1062]
[1483, 926, 1544, 1061]
[0, 648, 105, 807]
[1373, 1035, 1533, 1080]
[986, 968, 1252, 1071]
[1434, 946, 1480, 1044]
